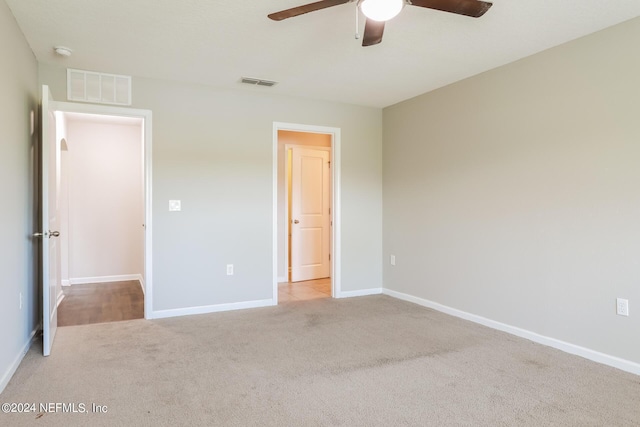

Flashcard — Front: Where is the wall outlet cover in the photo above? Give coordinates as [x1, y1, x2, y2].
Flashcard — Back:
[616, 298, 629, 316]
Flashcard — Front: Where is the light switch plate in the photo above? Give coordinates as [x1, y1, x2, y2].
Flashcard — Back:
[169, 200, 181, 211]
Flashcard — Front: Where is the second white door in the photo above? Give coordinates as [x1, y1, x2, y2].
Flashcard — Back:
[290, 147, 331, 282]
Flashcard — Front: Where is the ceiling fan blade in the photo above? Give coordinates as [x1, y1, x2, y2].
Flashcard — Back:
[268, 0, 350, 21]
[409, 0, 492, 18]
[362, 19, 385, 47]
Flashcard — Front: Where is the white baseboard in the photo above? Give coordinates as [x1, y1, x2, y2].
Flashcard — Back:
[56, 290, 65, 308]
[61, 279, 70, 287]
[69, 274, 143, 285]
[382, 288, 640, 376]
[277, 276, 287, 283]
[0, 323, 40, 394]
[338, 288, 382, 298]
[151, 298, 276, 320]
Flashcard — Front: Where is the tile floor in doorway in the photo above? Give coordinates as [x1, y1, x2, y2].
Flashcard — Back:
[278, 278, 331, 302]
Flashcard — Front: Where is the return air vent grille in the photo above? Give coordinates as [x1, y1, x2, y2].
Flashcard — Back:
[240, 77, 277, 87]
[67, 68, 132, 106]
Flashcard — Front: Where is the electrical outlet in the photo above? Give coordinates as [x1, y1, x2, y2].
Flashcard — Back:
[390, 255, 396, 266]
[226, 264, 234, 276]
[616, 298, 629, 316]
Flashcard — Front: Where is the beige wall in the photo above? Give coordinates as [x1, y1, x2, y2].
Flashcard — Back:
[39, 64, 383, 311]
[277, 130, 332, 280]
[383, 17, 640, 364]
[0, 0, 39, 391]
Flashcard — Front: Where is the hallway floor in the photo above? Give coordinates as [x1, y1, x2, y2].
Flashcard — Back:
[278, 277, 331, 302]
[57, 281, 144, 327]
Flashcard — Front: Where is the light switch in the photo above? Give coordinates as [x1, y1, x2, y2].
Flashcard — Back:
[169, 200, 181, 211]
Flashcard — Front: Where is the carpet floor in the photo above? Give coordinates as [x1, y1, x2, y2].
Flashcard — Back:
[2, 295, 639, 426]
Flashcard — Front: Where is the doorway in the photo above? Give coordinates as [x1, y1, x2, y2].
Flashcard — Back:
[55, 112, 145, 326]
[40, 86, 152, 355]
[273, 122, 341, 302]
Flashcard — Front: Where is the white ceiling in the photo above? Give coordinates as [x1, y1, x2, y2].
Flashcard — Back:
[6, 0, 640, 108]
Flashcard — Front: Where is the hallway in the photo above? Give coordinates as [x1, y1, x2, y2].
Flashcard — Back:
[57, 281, 144, 326]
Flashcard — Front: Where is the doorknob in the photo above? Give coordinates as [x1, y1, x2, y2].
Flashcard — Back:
[33, 231, 60, 238]
[293, 219, 299, 224]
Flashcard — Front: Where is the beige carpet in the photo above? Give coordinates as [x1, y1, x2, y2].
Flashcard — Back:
[2, 295, 639, 426]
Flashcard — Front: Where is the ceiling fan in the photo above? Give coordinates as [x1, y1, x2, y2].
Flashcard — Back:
[268, 0, 493, 47]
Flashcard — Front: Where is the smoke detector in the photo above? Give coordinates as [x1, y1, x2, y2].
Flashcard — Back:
[54, 46, 72, 57]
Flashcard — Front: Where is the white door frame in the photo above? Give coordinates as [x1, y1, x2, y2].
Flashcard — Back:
[273, 122, 341, 300]
[284, 144, 331, 282]
[51, 100, 153, 319]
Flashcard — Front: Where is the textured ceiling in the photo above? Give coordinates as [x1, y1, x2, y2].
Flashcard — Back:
[6, 0, 640, 108]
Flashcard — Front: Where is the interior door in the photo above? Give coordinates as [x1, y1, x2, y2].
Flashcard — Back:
[291, 147, 331, 282]
[40, 85, 60, 356]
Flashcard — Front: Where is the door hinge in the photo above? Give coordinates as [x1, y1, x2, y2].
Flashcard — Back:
[328, 161, 331, 168]
[329, 253, 331, 261]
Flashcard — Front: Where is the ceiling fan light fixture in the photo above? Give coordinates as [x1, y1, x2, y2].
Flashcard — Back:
[360, 0, 404, 22]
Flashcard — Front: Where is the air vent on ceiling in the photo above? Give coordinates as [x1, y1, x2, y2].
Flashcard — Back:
[67, 68, 132, 106]
[240, 77, 277, 87]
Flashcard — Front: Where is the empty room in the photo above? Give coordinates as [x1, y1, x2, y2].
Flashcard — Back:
[1, 0, 639, 425]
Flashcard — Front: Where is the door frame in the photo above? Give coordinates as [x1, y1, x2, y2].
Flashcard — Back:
[50, 100, 153, 319]
[273, 122, 341, 301]
[284, 144, 331, 282]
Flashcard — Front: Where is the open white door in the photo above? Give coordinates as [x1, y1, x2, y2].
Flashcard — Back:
[39, 85, 60, 356]
[291, 147, 331, 282]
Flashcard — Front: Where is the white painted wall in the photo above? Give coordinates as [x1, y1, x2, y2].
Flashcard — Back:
[0, 0, 39, 393]
[39, 65, 383, 313]
[383, 17, 640, 366]
[277, 131, 331, 280]
[65, 116, 144, 282]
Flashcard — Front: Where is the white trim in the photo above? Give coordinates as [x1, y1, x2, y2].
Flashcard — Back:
[68, 274, 143, 285]
[151, 298, 275, 320]
[382, 288, 640, 376]
[338, 288, 383, 298]
[273, 122, 341, 304]
[48, 100, 153, 320]
[56, 290, 65, 307]
[277, 276, 287, 283]
[61, 279, 70, 287]
[0, 323, 40, 394]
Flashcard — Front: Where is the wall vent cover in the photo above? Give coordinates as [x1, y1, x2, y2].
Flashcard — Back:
[240, 77, 277, 87]
[67, 68, 132, 106]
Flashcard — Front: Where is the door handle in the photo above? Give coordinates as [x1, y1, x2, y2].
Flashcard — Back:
[33, 231, 60, 238]
[293, 220, 299, 224]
